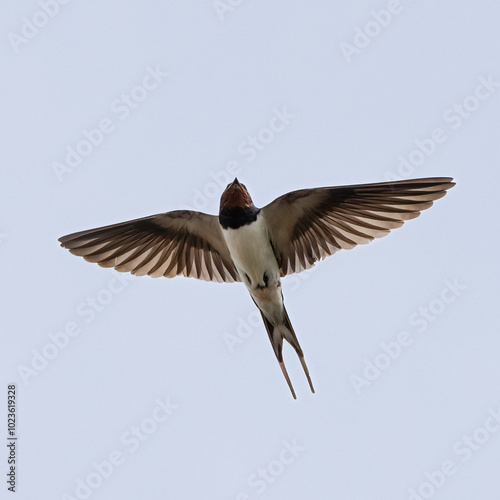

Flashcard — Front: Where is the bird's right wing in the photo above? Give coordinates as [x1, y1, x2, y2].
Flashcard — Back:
[261, 177, 455, 276]
[59, 210, 241, 283]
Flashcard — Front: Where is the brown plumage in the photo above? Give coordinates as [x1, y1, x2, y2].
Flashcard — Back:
[59, 176, 455, 398]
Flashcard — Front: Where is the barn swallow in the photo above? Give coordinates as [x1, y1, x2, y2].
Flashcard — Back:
[59, 177, 455, 398]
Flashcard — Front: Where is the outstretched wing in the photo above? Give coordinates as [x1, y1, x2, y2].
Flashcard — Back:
[59, 210, 241, 283]
[261, 177, 455, 276]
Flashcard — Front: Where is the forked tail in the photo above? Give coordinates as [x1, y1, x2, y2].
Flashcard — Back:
[257, 304, 315, 399]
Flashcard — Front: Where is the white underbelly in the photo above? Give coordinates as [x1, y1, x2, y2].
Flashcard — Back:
[222, 215, 280, 289]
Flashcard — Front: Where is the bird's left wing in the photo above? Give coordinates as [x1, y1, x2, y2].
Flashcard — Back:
[59, 210, 241, 283]
[261, 177, 455, 276]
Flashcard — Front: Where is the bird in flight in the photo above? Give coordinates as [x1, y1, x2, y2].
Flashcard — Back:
[59, 177, 454, 398]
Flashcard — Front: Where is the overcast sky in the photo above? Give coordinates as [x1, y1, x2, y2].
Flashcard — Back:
[2, 1, 500, 499]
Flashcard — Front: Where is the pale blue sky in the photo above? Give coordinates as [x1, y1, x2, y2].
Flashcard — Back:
[2, 1, 500, 499]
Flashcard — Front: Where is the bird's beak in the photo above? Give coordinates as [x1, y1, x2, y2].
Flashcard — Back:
[220, 178, 253, 210]
[227, 178, 243, 191]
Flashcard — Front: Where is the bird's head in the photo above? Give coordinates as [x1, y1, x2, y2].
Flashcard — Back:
[219, 178, 255, 212]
